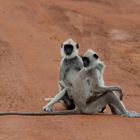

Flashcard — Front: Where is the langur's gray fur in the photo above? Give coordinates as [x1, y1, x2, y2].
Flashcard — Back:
[72, 49, 140, 118]
[43, 38, 83, 112]
[0, 49, 139, 117]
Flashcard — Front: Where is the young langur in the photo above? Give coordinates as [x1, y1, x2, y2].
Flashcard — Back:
[72, 49, 140, 118]
[43, 39, 83, 112]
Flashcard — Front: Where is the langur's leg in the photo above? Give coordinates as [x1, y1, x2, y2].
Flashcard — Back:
[61, 92, 75, 110]
[43, 88, 68, 112]
[107, 92, 140, 117]
[83, 92, 127, 115]
[107, 92, 128, 115]
[83, 94, 109, 114]
[99, 91, 123, 113]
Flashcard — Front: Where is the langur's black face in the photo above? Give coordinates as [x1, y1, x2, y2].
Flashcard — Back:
[82, 53, 99, 67]
[64, 44, 74, 56]
[82, 57, 90, 67]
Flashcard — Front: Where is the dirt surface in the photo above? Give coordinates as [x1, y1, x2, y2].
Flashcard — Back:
[0, 0, 140, 140]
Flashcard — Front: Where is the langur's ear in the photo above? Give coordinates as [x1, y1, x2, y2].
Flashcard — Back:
[82, 57, 90, 67]
[93, 54, 99, 59]
[76, 43, 79, 49]
[61, 43, 63, 48]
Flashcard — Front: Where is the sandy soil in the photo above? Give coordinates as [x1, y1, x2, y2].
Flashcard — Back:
[0, 0, 140, 140]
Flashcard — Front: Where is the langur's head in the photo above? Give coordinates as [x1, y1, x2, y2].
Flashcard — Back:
[82, 49, 100, 70]
[61, 39, 79, 59]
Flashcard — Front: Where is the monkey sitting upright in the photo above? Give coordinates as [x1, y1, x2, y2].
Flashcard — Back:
[72, 49, 140, 118]
[43, 39, 83, 112]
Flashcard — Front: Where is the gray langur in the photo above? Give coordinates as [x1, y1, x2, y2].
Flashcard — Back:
[43, 38, 83, 112]
[72, 49, 140, 118]
[0, 49, 139, 117]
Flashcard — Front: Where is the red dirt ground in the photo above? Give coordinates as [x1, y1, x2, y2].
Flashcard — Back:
[0, 0, 140, 140]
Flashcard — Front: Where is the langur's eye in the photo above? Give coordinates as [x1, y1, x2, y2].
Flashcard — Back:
[93, 54, 99, 59]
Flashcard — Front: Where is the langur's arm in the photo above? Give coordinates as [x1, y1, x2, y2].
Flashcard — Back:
[59, 62, 68, 88]
[94, 70, 123, 95]
[59, 62, 71, 88]
[95, 85, 122, 93]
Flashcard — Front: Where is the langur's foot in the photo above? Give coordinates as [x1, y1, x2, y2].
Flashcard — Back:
[98, 106, 106, 113]
[43, 106, 53, 112]
[122, 111, 140, 118]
